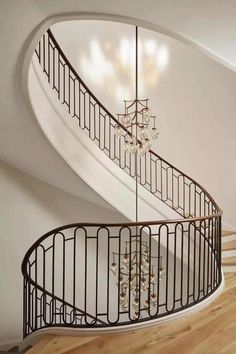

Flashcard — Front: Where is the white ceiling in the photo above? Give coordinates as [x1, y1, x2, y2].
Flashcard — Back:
[34, 0, 236, 71]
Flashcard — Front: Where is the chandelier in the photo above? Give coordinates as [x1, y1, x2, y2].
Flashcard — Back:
[114, 30, 159, 156]
[111, 26, 165, 319]
[115, 99, 159, 156]
[110, 241, 165, 317]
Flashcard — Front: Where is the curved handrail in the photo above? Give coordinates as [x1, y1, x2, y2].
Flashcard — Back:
[22, 218, 222, 336]
[22, 27, 223, 338]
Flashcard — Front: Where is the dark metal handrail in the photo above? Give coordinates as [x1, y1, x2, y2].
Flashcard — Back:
[22, 28, 222, 338]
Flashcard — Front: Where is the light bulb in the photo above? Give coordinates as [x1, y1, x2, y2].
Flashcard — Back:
[121, 114, 131, 127]
[115, 125, 123, 137]
[150, 273, 156, 285]
[143, 108, 150, 123]
[110, 262, 117, 276]
[122, 254, 129, 268]
[129, 142, 137, 154]
[124, 140, 130, 152]
[121, 301, 128, 311]
[159, 268, 165, 280]
[132, 287, 139, 297]
[151, 128, 159, 140]
[132, 312, 139, 320]
[130, 279, 136, 290]
[116, 276, 124, 286]
[141, 277, 147, 291]
[141, 277, 147, 292]
[120, 291, 127, 303]
[143, 107, 150, 117]
[132, 297, 139, 311]
[139, 126, 148, 139]
[122, 281, 129, 290]
[142, 138, 151, 152]
[137, 145, 146, 157]
[150, 293, 157, 307]
[140, 262, 149, 272]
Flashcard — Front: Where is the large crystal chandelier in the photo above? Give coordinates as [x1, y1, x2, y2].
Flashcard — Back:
[111, 26, 165, 319]
[114, 29, 159, 156]
[115, 99, 159, 156]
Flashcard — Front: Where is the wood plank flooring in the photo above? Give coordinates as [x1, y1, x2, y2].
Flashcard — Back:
[28, 273, 236, 354]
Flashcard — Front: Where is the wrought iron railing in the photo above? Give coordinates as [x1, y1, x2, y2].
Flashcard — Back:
[34, 30, 219, 220]
[22, 29, 222, 338]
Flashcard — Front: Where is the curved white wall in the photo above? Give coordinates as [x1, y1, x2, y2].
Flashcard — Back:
[0, 160, 126, 348]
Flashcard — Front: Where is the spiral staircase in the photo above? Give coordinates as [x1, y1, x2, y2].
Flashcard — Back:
[20, 28, 224, 349]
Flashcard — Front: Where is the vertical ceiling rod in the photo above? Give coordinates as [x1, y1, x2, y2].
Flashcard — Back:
[135, 26, 138, 224]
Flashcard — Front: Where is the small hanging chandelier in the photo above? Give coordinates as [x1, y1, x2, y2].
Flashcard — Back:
[111, 26, 165, 319]
[110, 241, 165, 317]
[115, 28, 159, 156]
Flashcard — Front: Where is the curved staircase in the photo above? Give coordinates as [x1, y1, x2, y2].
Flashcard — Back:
[21, 28, 223, 348]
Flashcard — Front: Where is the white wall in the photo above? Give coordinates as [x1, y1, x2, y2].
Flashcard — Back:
[52, 20, 236, 229]
[0, 159, 126, 345]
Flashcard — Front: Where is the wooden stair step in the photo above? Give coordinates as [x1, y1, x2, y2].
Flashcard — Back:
[222, 257, 236, 266]
[222, 240, 236, 251]
[222, 230, 236, 237]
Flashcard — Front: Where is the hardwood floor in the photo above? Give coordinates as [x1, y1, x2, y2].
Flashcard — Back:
[28, 273, 236, 354]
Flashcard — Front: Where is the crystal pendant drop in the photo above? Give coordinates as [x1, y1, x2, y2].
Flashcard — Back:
[151, 127, 159, 140]
[150, 273, 156, 285]
[159, 268, 165, 280]
[132, 297, 140, 311]
[122, 247, 129, 268]
[150, 293, 157, 307]
[132, 311, 139, 320]
[115, 125, 123, 137]
[121, 301, 128, 311]
[159, 258, 165, 280]
[143, 108, 150, 123]
[116, 276, 124, 286]
[137, 145, 146, 157]
[110, 262, 117, 276]
[141, 277, 147, 292]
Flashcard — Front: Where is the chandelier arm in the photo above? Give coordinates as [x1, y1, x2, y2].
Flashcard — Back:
[124, 122, 149, 129]
[124, 98, 148, 104]
[125, 101, 137, 110]
[112, 250, 138, 256]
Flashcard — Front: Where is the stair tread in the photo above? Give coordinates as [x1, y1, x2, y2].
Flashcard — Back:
[222, 240, 236, 251]
[222, 257, 236, 266]
[222, 230, 236, 237]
